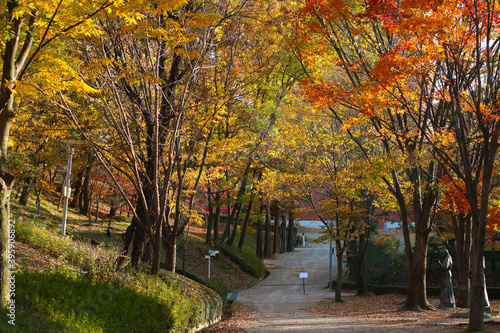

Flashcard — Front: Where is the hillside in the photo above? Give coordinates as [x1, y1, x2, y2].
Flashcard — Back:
[2, 193, 266, 332]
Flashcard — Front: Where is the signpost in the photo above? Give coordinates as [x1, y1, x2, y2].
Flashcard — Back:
[205, 248, 219, 278]
[300, 272, 308, 294]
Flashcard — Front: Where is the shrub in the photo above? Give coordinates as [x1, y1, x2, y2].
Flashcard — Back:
[16, 218, 116, 278]
[365, 239, 408, 286]
[220, 245, 267, 278]
[0, 269, 222, 333]
[181, 270, 229, 302]
[111, 215, 131, 223]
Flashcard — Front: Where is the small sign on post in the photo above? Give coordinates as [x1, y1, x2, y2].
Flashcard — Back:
[300, 272, 308, 294]
[206, 248, 219, 279]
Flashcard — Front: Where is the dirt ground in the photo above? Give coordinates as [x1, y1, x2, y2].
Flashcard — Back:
[204, 229, 500, 333]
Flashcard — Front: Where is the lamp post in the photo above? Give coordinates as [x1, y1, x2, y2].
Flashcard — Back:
[61, 147, 74, 236]
[61, 139, 82, 236]
[328, 221, 334, 290]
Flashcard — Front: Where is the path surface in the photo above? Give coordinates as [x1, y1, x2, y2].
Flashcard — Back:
[236, 231, 454, 333]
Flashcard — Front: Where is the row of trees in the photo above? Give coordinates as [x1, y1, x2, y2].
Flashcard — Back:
[287, 0, 500, 330]
[1, 0, 500, 331]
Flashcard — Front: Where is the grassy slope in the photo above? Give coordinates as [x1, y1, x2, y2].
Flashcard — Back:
[2, 194, 266, 332]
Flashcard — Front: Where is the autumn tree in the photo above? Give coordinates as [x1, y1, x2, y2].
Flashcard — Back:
[430, 0, 500, 327]
[291, 0, 448, 310]
[0, 0, 114, 308]
[346, 0, 500, 327]
[274, 102, 379, 298]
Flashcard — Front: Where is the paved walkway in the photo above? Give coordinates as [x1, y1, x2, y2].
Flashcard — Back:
[235, 232, 454, 333]
[237, 233, 334, 315]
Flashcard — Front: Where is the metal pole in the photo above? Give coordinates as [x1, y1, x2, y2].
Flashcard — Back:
[61, 147, 75, 236]
[329, 238, 333, 290]
[208, 255, 211, 279]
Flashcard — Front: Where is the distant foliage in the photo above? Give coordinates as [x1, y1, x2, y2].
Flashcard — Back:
[365, 240, 408, 286]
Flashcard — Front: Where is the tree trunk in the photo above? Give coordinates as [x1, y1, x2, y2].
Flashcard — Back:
[164, 228, 177, 272]
[405, 226, 432, 309]
[264, 200, 272, 257]
[287, 211, 295, 253]
[354, 224, 369, 296]
[280, 213, 286, 253]
[228, 199, 244, 246]
[238, 194, 255, 249]
[49, 169, 58, 185]
[213, 202, 221, 244]
[80, 153, 94, 216]
[335, 241, 344, 302]
[392, 165, 438, 310]
[131, 221, 146, 266]
[469, 242, 485, 330]
[492, 249, 496, 274]
[18, 177, 32, 206]
[452, 213, 471, 308]
[34, 187, 42, 217]
[218, 193, 233, 244]
[273, 204, 279, 254]
[0, 174, 14, 309]
[70, 169, 84, 208]
[256, 199, 263, 259]
[206, 187, 214, 245]
[93, 177, 106, 225]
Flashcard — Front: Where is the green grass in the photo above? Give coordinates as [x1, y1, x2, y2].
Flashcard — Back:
[0, 269, 221, 333]
[220, 244, 267, 278]
[6, 210, 222, 332]
[15, 218, 116, 278]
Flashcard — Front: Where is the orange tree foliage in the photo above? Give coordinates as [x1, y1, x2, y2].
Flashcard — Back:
[292, 0, 500, 324]
[441, 174, 500, 249]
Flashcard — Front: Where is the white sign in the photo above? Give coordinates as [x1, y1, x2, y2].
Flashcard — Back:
[299, 272, 308, 278]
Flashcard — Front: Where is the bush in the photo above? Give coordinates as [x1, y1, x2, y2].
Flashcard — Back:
[0, 269, 222, 333]
[16, 219, 115, 278]
[181, 270, 229, 302]
[221, 245, 267, 278]
[365, 239, 408, 286]
[111, 215, 131, 223]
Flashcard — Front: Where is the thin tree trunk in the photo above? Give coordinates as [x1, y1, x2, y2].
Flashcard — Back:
[225, 163, 251, 246]
[280, 213, 286, 253]
[163, 224, 178, 272]
[335, 241, 344, 302]
[70, 169, 84, 208]
[35, 188, 42, 217]
[93, 175, 107, 225]
[453, 213, 471, 308]
[264, 200, 271, 257]
[256, 199, 263, 259]
[354, 223, 369, 296]
[238, 193, 255, 249]
[214, 202, 221, 245]
[0, 174, 14, 308]
[273, 203, 279, 254]
[18, 177, 32, 206]
[206, 188, 214, 245]
[287, 211, 295, 253]
[80, 152, 94, 216]
[228, 200, 244, 246]
[492, 249, 496, 274]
